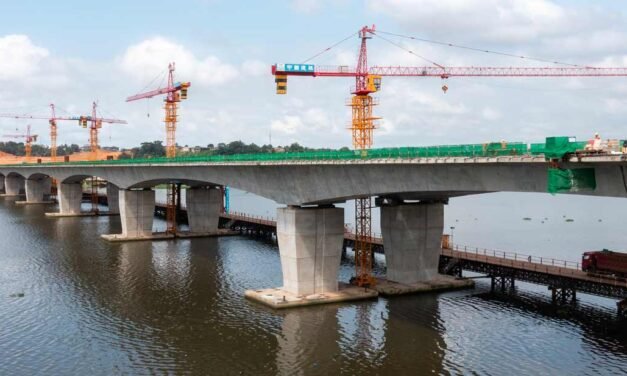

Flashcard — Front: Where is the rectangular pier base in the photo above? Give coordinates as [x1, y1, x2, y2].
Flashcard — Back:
[375, 275, 474, 296]
[45, 212, 97, 218]
[175, 229, 239, 239]
[101, 232, 175, 242]
[101, 229, 240, 242]
[93, 211, 120, 216]
[15, 200, 55, 205]
[245, 282, 378, 309]
[45, 211, 118, 218]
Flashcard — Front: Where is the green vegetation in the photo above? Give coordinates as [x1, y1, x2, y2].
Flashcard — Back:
[0, 142, 80, 156]
[22, 141, 530, 166]
[122, 140, 350, 159]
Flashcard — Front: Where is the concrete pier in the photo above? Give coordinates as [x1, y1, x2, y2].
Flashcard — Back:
[46, 183, 88, 217]
[3, 175, 24, 197]
[246, 205, 377, 309]
[18, 177, 54, 204]
[101, 189, 168, 241]
[378, 201, 446, 282]
[106, 183, 119, 214]
[376, 201, 473, 295]
[184, 186, 221, 234]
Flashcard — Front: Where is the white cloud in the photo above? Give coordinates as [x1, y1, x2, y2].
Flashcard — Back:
[289, 0, 351, 14]
[118, 37, 238, 86]
[481, 107, 501, 121]
[241, 60, 267, 76]
[0, 35, 49, 80]
[290, 0, 322, 14]
[271, 115, 303, 135]
[271, 108, 336, 136]
[367, 0, 569, 43]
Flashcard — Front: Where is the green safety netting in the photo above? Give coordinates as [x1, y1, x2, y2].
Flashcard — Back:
[0, 137, 591, 167]
[547, 167, 596, 194]
[541, 137, 588, 160]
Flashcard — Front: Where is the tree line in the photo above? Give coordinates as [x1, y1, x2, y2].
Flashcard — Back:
[123, 141, 350, 159]
[0, 140, 349, 158]
[0, 142, 81, 156]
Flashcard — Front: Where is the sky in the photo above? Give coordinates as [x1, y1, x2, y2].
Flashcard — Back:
[1, 0, 627, 149]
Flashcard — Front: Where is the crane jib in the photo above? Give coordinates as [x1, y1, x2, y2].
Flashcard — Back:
[272, 64, 627, 77]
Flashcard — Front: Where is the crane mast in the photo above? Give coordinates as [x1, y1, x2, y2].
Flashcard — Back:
[49, 104, 58, 160]
[3, 124, 38, 162]
[272, 25, 627, 288]
[0, 104, 126, 162]
[350, 26, 378, 287]
[126, 62, 191, 234]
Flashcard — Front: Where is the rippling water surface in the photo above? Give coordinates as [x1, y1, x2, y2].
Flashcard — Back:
[0, 193, 626, 375]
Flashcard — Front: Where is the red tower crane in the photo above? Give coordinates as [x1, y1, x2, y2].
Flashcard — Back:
[0, 103, 126, 162]
[3, 124, 38, 162]
[126, 62, 191, 234]
[272, 25, 627, 287]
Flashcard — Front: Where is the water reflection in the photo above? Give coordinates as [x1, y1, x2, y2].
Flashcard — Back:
[0, 198, 626, 375]
[381, 296, 446, 374]
[277, 307, 341, 375]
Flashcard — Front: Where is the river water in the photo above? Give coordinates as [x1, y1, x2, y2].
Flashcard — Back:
[1, 192, 626, 375]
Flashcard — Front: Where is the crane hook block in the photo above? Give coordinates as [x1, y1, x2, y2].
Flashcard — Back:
[442, 84, 448, 94]
[275, 75, 287, 95]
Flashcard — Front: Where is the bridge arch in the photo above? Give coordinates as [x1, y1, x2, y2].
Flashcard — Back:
[6, 171, 26, 179]
[26, 172, 54, 181]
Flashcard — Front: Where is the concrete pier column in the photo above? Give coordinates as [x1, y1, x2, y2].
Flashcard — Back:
[381, 202, 444, 284]
[106, 183, 119, 214]
[42, 177, 52, 200]
[118, 189, 155, 238]
[25, 179, 45, 202]
[185, 186, 221, 233]
[0, 177, 5, 193]
[4, 175, 24, 196]
[277, 205, 344, 296]
[58, 183, 83, 214]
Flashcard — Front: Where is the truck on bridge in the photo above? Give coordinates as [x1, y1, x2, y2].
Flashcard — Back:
[582, 250, 627, 277]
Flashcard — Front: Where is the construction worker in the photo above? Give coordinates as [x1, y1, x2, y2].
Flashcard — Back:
[592, 132, 602, 151]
